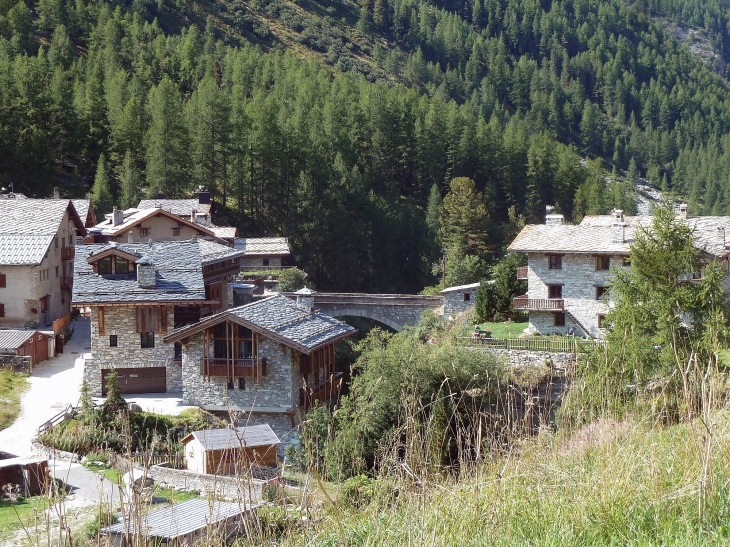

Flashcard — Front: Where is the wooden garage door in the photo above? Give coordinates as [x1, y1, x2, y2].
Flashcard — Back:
[101, 367, 166, 395]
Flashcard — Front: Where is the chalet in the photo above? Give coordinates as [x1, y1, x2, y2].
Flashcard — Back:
[85, 207, 222, 244]
[508, 206, 730, 339]
[181, 424, 280, 475]
[233, 238, 290, 270]
[163, 291, 355, 446]
[0, 198, 86, 328]
[73, 239, 247, 396]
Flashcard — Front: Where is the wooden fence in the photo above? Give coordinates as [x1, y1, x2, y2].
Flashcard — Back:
[53, 314, 71, 335]
[37, 404, 76, 435]
[124, 452, 187, 469]
[458, 336, 599, 353]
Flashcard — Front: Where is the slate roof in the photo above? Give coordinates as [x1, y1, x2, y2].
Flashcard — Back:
[72, 241, 207, 304]
[0, 199, 81, 235]
[71, 200, 94, 226]
[441, 282, 481, 294]
[92, 208, 215, 238]
[0, 330, 35, 350]
[210, 225, 238, 239]
[137, 198, 213, 216]
[0, 234, 54, 265]
[102, 498, 253, 540]
[165, 295, 356, 353]
[197, 239, 247, 266]
[182, 424, 280, 451]
[509, 214, 730, 258]
[233, 237, 290, 256]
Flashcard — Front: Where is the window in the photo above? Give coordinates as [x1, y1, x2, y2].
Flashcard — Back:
[463, 292, 471, 301]
[174, 342, 182, 361]
[0, 303, 4, 317]
[116, 258, 129, 274]
[172, 228, 180, 236]
[548, 254, 562, 270]
[263, 258, 270, 267]
[139, 228, 149, 237]
[227, 380, 234, 390]
[109, 335, 118, 347]
[0, 273, 5, 288]
[140, 332, 155, 348]
[238, 378, 246, 390]
[595, 286, 607, 300]
[554, 312, 566, 326]
[548, 285, 563, 299]
[40, 296, 49, 313]
[596, 256, 611, 270]
[55, 266, 59, 278]
[98, 257, 112, 275]
[54, 237, 58, 248]
[597, 314, 606, 329]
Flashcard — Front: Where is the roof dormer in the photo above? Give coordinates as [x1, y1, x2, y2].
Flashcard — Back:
[87, 243, 140, 275]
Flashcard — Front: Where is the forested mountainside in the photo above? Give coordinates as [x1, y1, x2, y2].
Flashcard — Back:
[3, 0, 730, 291]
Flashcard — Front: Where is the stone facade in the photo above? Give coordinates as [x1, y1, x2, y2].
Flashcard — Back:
[479, 348, 577, 371]
[84, 306, 181, 396]
[442, 284, 479, 316]
[240, 257, 282, 269]
[525, 253, 623, 338]
[145, 464, 264, 502]
[0, 354, 32, 373]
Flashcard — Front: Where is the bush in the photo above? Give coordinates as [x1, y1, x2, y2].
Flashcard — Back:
[340, 475, 376, 508]
[277, 267, 311, 292]
[84, 507, 117, 539]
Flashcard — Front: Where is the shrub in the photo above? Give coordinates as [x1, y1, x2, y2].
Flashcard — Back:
[277, 267, 311, 292]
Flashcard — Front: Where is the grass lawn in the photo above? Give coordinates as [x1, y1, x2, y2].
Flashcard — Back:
[0, 369, 29, 430]
[0, 495, 51, 539]
[472, 321, 529, 338]
[154, 486, 199, 503]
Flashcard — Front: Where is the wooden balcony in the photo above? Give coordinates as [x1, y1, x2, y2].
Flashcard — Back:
[200, 358, 267, 379]
[300, 372, 343, 410]
[61, 247, 75, 261]
[516, 266, 528, 280]
[202, 262, 241, 282]
[513, 296, 564, 311]
[60, 277, 73, 290]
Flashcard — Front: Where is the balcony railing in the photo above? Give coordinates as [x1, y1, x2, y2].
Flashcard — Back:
[516, 266, 528, 280]
[513, 296, 564, 311]
[60, 277, 73, 290]
[61, 247, 75, 261]
[200, 358, 267, 379]
[300, 372, 344, 410]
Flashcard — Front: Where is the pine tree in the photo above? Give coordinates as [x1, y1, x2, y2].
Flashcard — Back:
[91, 154, 114, 218]
[426, 183, 442, 246]
[120, 150, 138, 209]
[440, 177, 490, 259]
[102, 368, 128, 415]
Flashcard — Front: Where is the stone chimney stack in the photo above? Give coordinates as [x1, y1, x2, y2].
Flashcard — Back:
[679, 203, 688, 220]
[295, 287, 316, 313]
[545, 214, 564, 226]
[53, 187, 59, 200]
[197, 186, 210, 205]
[718, 227, 727, 250]
[128, 230, 134, 243]
[137, 256, 156, 288]
[111, 206, 124, 227]
[190, 209, 197, 224]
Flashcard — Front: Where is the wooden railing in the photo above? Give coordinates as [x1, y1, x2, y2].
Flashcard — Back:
[200, 358, 267, 378]
[60, 277, 73, 290]
[458, 337, 598, 353]
[61, 247, 75, 260]
[516, 266, 528, 280]
[300, 372, 343, 410]
[37, 404, 76, 435]
[513, 296, 564, 311]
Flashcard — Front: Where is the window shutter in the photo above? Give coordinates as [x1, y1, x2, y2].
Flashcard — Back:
[161, 305, 167, 334]
[136, 306, 160, 333]
[98, 307, 105, 336]
[0, 303, 4, 317]
[0, 274, 5, 288]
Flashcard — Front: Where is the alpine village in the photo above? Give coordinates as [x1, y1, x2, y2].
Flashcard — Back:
[5, 0, 730, 544]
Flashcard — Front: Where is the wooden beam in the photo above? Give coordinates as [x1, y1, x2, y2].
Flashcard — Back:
[161, 305, 167, 335]
[98, 307, 105, 336]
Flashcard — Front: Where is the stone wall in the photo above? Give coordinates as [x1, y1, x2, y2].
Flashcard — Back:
[144, 464, 265, 503]
[241, 257, 282, 268]
[526, 253, 623, 338]
[479, 348, 577, 371]
[443, 290, 476, 316]
[84, 305, 179, 396]
[0, 354, 32, 373]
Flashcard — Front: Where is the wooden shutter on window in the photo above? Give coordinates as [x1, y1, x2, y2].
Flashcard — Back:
[161, 305, 167, 334]
[0, 274, 5, 288]
[0, 304, 4, 317]
[98, 307, 104, 336]
[136, 306, 160, 332]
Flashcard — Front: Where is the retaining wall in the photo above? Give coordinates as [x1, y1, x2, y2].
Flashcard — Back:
[0, 354, 32, 373]
[145, 463, 264, 503]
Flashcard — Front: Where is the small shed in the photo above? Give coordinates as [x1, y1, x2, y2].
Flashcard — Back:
[181, 424, 280, 475]
[0, 454, 49, 496]
[0, 330, 52, 366]
[441, 282, 481, 315]
[102, 497, 257, 547]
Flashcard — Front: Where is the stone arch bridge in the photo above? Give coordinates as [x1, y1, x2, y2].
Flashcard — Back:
[284, 293, 444, 332]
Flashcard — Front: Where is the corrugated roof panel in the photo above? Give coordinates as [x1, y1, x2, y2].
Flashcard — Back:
[0, 330, 34, 349]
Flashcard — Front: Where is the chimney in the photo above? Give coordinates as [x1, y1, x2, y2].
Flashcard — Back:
[613, 221, 628, 243]
[137, 256, 156, 288]
[545, 214, 564, 226]
[53, 187, 59, 200]
[679, 203, 688, 220]
[111, 206, 124, 227]
[295, 287, 316, 312]
[190, 209, 198, 224]
[613, 209, 624, 221]
[127, 230, 134, 243]
[197, 186, 211, 205]
[718, 227, 727, 250]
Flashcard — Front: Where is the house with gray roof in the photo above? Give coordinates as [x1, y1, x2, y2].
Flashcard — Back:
[234, 237, 290, 270]
[0, 198, 86, 328]
[163, 293, 356, 448]
[182, 424, 280, 473]
[73, 240, 248, 396]
[508, 205, 730, 339]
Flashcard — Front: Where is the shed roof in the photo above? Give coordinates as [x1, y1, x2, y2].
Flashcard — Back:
[102, 498, 253, 539]
[0, 234, 54, 265]
[165, 295, 356, 353]
[441, 282, 481, 294]
[233, 237, 290, 256]
[182, 424, 280, 451]
[210, 226, 238, 239]
[0, 330, 35, 350]
[72, 241, 207, 304]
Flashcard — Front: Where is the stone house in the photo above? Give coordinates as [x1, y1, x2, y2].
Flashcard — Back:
[0, 198, 86, 328]
[73, 239, 247, 396]
[441, 282, 480, 316]
[163, 293, 355, 447]
[233, 237, 290, 270]
[508, 206, 730, 339]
